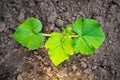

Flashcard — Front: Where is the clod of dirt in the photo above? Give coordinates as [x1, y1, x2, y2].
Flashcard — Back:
[84, 68, 92, 74]
[19, 63, 34, 72]
[29, 0, 36, 7]
[48, 24, 55, 30]
[17, 9, 25, 22]
[113, 0, 120, 6]
[61, 76, 75, 80]
[17, 75, 23, 80]
[88, 73, 94, 80]
[54, 27, 60, 32]
[55, 19, 64, 27]
[92, 66, 97, 70]
[0, 22, 6, 32]
[81, 62, 87, 68]
[0, 65, 10, 80]
[72, 65, 77, 70]
[64, 12, 72, 22]
[47, 12, 57, 23]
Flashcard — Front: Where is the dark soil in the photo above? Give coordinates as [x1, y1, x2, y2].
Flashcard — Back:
[0, 0, 120, 80]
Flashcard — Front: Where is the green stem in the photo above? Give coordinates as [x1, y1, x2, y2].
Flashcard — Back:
[41, 33, 78, 37]
[68, 35, 79, 37]
[41, 33, 51, 36]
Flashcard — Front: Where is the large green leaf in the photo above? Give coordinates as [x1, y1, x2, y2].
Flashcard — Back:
[14, 17, 44, 50]
[45, 32, 74, 66]
[72, 18, 105, 54]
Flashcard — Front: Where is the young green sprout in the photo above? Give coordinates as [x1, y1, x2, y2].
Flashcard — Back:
[14, 17, 105, 66]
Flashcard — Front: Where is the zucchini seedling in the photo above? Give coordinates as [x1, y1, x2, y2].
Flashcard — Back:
[14, 17, 105, 66]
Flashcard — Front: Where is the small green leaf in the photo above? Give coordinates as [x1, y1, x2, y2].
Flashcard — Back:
[72, 18, 105, 54]
[45, 32, 74, 66]
[62, 25, 74, 36]
[14, 17, 44, 50]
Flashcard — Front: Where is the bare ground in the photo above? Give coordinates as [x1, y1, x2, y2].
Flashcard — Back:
[0, 0, 120, 80]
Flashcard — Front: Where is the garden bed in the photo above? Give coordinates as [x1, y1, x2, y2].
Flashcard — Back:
[0, 0, 120, 80]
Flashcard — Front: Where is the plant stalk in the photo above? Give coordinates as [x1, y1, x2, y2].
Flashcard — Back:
[68, 35, 79, 37]
[41, 33, 51, 36]
[41, 33, 78, 37]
